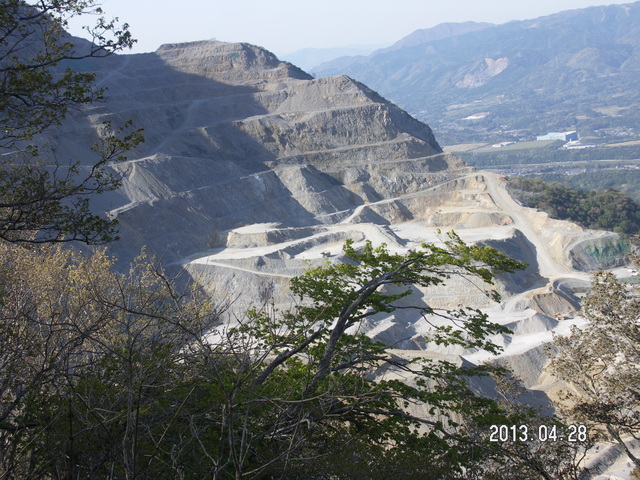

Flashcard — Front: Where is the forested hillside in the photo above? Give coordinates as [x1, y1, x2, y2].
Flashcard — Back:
[536, 168, 640, 202]
[507, 177, 640, 234]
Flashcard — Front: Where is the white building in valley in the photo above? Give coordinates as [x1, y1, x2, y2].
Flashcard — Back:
[536, 131, 579, 142]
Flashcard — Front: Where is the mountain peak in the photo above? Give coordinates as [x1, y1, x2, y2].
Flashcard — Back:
[386, 21, 495, 51]
[155, 40, 312, 84]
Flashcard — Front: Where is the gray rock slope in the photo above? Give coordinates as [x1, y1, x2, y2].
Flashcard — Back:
[59, 40, 457, 265]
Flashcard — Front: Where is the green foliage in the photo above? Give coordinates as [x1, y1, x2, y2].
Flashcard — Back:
[230, 235, 530, 477]
[204, 235, 533, 478]
[537, 168, 640, 203]
[1, 234, 582, 479]
[471, 373, 595, 480]
[0, 5, 599, 477]
[0, 120, 143, 243]
[0, 1, 142, 244]
[0, 0, 134, 146]
[0, 243, 221, 478]
[507, 177, 640, 234]
[548, 269, 640, 470]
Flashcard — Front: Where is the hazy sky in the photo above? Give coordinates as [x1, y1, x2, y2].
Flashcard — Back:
[69, 1, 634, 56]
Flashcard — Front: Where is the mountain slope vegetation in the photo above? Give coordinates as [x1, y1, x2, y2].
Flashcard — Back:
[313, 2, 640, 145]
[507, 177, 640, 234]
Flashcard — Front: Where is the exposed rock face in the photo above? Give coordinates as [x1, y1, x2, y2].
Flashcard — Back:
[569, 235, 631, 270]
[455, 57, 509, 88]
[24, 37, 633, 478]
[60, 40, 452, 266]
[50, 40, 627, 408]
[154, 41, 310, 84]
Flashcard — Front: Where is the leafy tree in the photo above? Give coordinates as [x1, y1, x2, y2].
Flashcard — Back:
[0, 0, 142, 244]
[0, 233, 545, 479]
[548, 268, 640, 470]
[206, 234, 526, 478]
[475, 373, 594, 480]
[174, 234, 588, 479]
[0, 242, 221, 478]
[508, 177, 640, 235]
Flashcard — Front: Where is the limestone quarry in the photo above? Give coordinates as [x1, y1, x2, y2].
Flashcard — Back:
[57, 38, 630, 377]
[51, 39, 633, 476]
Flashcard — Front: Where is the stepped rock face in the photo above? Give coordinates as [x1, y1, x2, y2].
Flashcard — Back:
[51, 40, 627, 401]
[60, 40, 455, 265]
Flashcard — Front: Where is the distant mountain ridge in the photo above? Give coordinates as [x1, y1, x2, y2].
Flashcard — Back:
[284, 24, 493, 75]
[312, 22, 493, 73]
[281, 46, 382, 72]
[312, 2, 640, 145]
[382, 21, 495, 51]
[47, 37, 622, 306]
